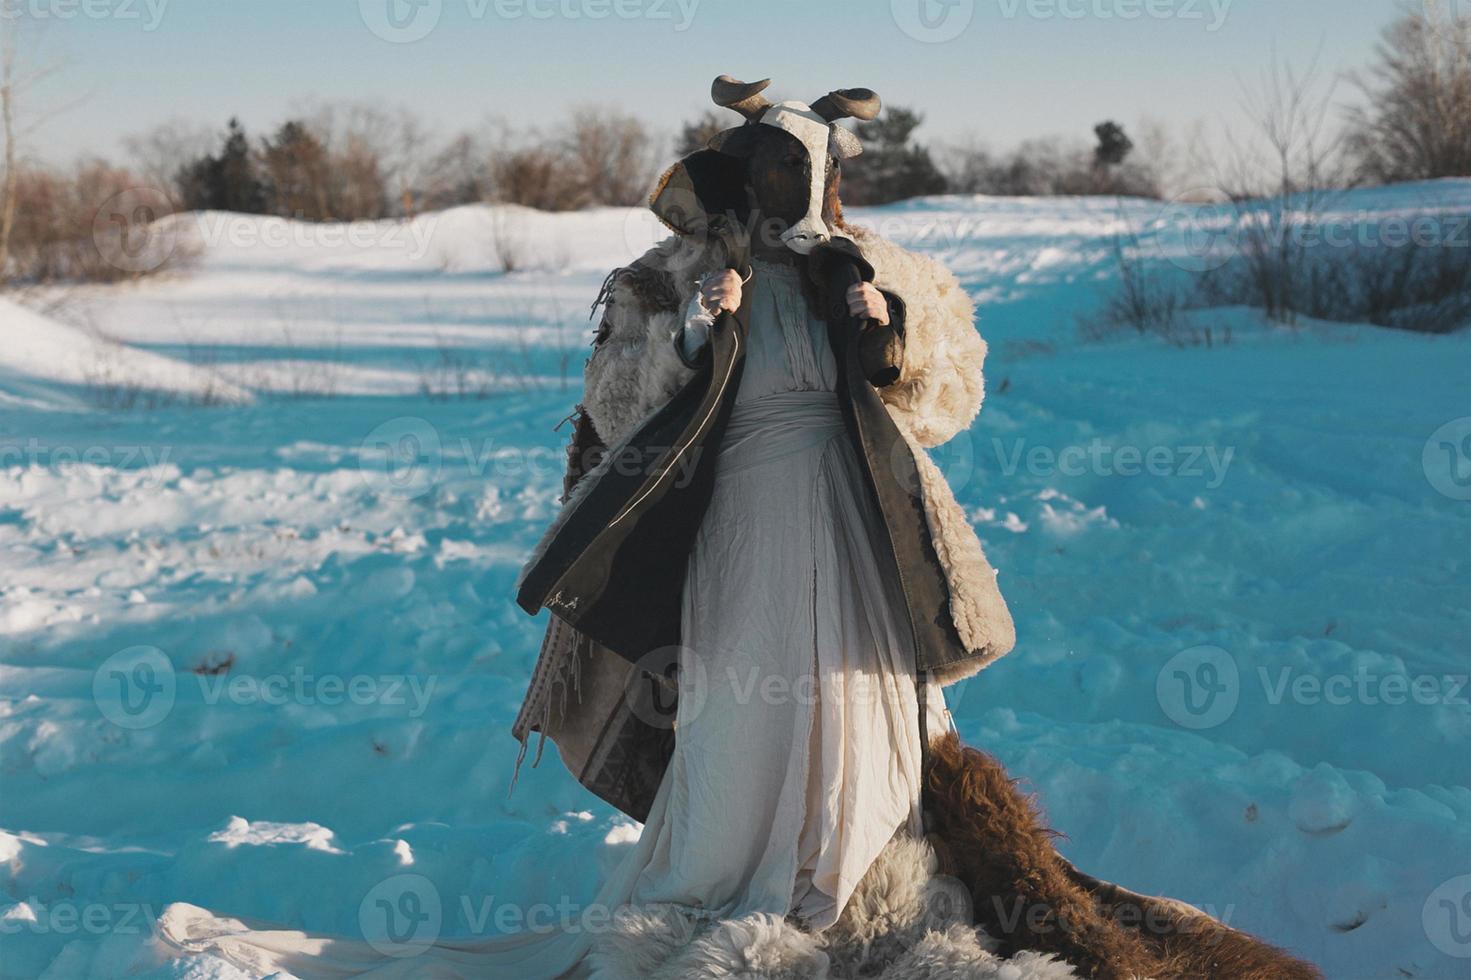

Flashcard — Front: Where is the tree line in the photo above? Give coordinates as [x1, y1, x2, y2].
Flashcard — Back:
[0, 4, 1466, 286]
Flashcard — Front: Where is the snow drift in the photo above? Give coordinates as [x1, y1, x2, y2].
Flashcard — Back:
[0, 183, 1467, 980]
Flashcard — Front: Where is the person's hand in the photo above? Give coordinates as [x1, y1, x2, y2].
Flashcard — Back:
[846, 282, 890, 326]
[698, 270, 743, 315]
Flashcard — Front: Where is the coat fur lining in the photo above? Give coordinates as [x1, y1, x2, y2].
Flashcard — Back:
[901, 426, 1016, 684]
[848, 226, 988, 449]
[569, 229, 1015, 682]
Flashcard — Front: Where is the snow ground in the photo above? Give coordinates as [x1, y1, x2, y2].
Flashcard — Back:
[0, 185, 1468, 979]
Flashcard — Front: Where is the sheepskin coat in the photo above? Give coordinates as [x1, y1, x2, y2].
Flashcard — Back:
[527, 225, 1014, 675]
[511, 224, 1014, 820]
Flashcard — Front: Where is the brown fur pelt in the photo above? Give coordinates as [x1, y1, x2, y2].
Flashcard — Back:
[560, 405, 606, 501]
[923, 733, 1324, 980]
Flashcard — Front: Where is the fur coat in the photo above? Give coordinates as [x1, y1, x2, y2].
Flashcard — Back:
[511, 225, 1014, 821]
[578, 224, 1015, 682]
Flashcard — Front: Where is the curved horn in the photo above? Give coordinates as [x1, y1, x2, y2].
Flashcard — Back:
[810, 88, 882, 122]
[711, 75, 773, 122]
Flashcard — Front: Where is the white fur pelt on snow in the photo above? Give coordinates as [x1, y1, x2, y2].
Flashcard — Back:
[584, 836, 1081, 980]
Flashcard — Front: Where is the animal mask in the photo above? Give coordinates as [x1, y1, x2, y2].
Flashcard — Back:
[651, 75, 881, 256]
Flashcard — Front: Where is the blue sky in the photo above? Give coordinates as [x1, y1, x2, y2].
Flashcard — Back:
[18, 0, 1402, 166]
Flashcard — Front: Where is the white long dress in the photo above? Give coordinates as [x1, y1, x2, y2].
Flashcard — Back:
[156, 259, 950, 978]
[628, 258, 948, 929]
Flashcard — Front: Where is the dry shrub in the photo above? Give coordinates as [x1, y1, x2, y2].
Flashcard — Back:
[3, 160, 192, 284]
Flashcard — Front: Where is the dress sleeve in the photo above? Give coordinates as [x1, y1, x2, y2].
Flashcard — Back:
[676, 294, 715, 368]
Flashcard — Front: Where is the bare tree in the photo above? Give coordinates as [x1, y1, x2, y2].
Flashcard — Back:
[5, 157, 168, 283]
[0, 7, 105, 285]
[333, 131, 388, 219]
[937, 124, 1168, 200]
[935, 136, 996, 195]
[491, 143, 580, 210]
[676, 110, 725, 158]
[305, 102, 433, 217]
[1113, 44, 1471, 335]
[0, 7, 16, 282]
[477, 109, 658, 211]
[420, 131, 489, 210]
[1211, 49, 1349, 323]
[124, 118, 215, 198]
[1123, 116, 1178, 198]
[1346, 2, 1471, 183]
[562, 106, 659, 207]
[0, 4, 62, 284]
[246, 106, 396, 221]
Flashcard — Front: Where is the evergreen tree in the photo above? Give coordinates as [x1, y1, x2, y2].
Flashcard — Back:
[1091, 120, 1135, 193]
[843, 107, 948, 206]
[261, 120, 332, 219]
[175, 118, 267, 214]
[1093, 121, 1133, 167]
[174, 155, 213, 212]
[216, 119, 266, 212]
